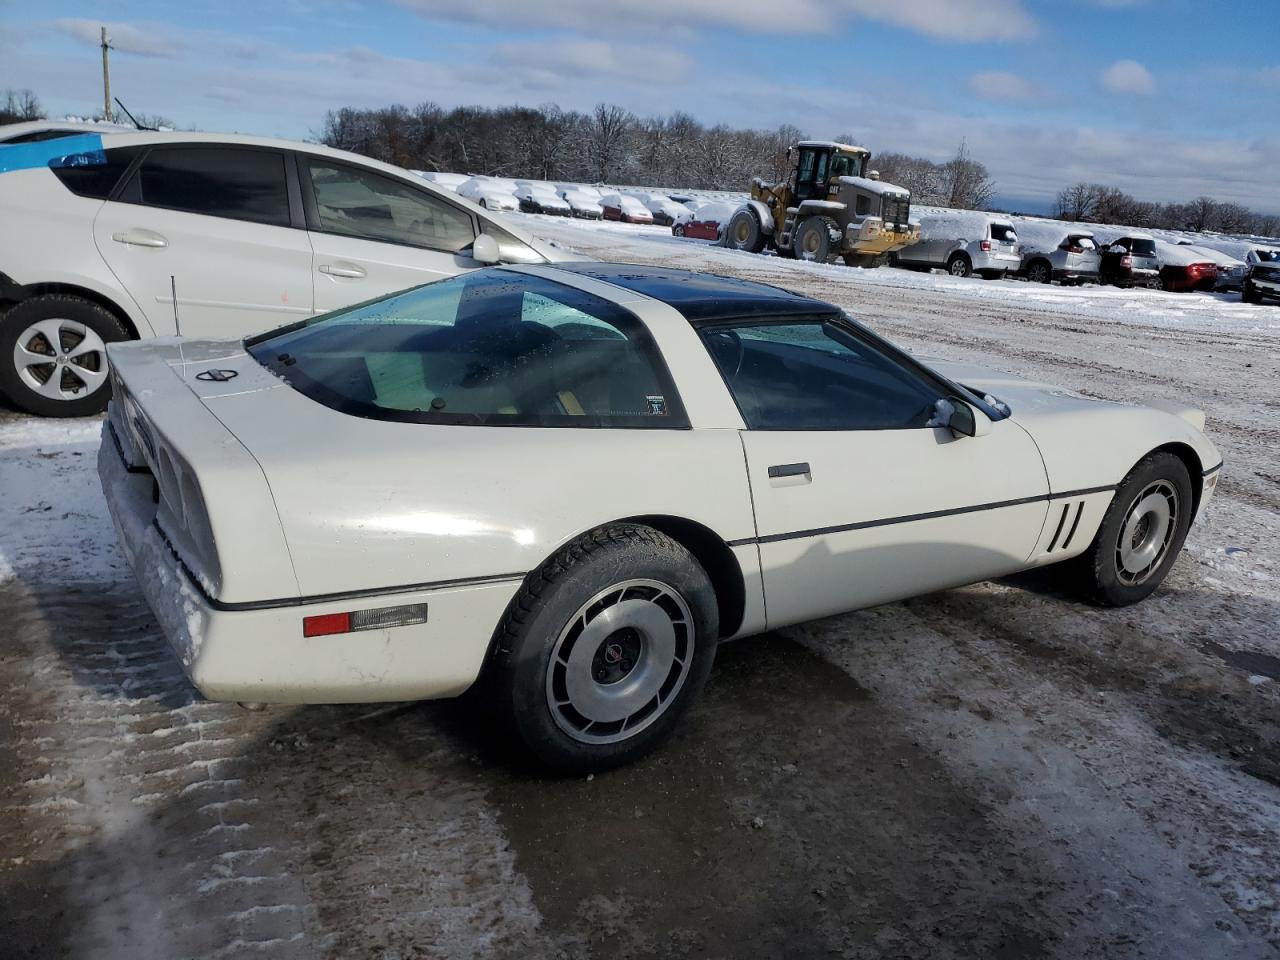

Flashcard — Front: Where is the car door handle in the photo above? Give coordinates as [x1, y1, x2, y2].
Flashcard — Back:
[318, 262, 366, 279]
[768, 462, 811, 479]
[111, 229, 168, 248]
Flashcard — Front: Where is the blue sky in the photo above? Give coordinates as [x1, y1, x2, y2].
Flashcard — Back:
[2, 0, 1278, 212]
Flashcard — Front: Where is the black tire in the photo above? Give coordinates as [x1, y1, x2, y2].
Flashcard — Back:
[1027, 260, 1052, 284]
[489, 523, 719, 773]
[1069, 452, 1194, 607]
[947, 253, 972, 278]
[672, 223, 685, 238]
[1243, 282, 1262, 305]
[0, 295, 129, 418]
[795, 215, 837, 262]
[726, 208, 766, 253]
[843, 253, 884, 268]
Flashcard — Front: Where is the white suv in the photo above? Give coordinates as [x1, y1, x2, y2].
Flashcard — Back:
[0, 129, 570, 416]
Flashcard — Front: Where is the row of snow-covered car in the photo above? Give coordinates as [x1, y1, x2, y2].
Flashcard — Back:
[416, 171, 708, 227]
[885, 213, 1280, 300]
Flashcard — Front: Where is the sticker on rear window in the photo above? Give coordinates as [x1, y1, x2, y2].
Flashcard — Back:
[645, 395, 668, 416]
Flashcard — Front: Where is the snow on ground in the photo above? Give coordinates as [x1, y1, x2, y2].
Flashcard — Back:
[0, 418, 125, 583]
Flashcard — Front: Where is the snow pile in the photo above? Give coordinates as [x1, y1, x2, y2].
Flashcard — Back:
[1154, 240, 1216, 267]
[689, 200, 737, 224]
[915, 209, 996, 243]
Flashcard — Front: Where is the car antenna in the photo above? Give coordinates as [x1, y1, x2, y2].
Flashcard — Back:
[171, 275, 182, 336]
[113, 97, 155, 131]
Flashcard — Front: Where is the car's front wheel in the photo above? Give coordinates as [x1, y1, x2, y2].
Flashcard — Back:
[1070, 452, 1194, 606]
[0, 295, 129, 417]
[490, 524, 718, 772]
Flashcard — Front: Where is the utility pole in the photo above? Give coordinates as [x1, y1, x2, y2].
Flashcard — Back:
[100, 27, 112, 122]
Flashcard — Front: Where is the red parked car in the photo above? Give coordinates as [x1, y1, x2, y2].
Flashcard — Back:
[599, 193, 654, 224]
[1160, 261, 1217, 292]
[672, 201, 735, 241]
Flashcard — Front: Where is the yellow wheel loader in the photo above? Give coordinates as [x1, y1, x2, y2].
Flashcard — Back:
[725, 141, 920, 266]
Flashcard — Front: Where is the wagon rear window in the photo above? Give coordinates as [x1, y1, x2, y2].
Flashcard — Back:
[248, 271, 688, 428]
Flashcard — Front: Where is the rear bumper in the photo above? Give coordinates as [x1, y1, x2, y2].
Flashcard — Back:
[972, 251, 1021, 272]
[98, 428, 522, 704]
[1054, 268, 1099, 282]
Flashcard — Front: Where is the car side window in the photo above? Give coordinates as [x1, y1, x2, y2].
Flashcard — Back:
[303, 158, 475, 253]
[700, 319, 941, 431]
[128, 146, 291, 226]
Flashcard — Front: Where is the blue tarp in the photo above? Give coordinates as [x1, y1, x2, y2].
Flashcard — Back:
[0, 134, 106, 174]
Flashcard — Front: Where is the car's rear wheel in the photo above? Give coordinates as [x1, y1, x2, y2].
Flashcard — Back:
[1027, 260, 1052, 284]
[672, 223, 686, 237]
[0, 295, 129, 417]
[947, 253, 972, 278]
[1069, 452, 1194, 607]
[490, 524, 718, 772]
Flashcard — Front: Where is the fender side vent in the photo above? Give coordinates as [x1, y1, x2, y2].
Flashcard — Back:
[1047, 501, 1086, 553]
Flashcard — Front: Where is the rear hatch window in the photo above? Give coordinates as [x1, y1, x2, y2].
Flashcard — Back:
[990, 224, 1018, 243]
[248, 271, 688, 429]
[1132, 239, 1157, 257]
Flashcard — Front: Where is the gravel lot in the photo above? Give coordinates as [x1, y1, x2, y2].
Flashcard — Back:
[1, 217, 1277, 959]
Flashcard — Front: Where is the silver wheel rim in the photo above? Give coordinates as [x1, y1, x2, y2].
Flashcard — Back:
[802, 227, 820, 257]
[13, 318, 109, 401]
[1031, 264, 1048, 282]
[950, 259, 967, 276]
[1115, 480, 1179, 586]
[545, 578, 694, 745]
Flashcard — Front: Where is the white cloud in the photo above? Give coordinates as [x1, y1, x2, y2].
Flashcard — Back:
[54, 19, 177, 59]
[968, 70, 1037, 102]
[395, 0, 1034, 42]
[1100, 59, 1155, 95]
[844, 0, 1035, 42]
[491, 40, 692, 84]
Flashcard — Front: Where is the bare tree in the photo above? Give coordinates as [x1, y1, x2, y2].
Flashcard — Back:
[0, 88, 43, 124]
[941, 139, 996, 210]
[587, 103, 633, 183]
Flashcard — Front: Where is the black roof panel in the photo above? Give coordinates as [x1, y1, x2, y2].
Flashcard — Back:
[545, 262, 839, 322]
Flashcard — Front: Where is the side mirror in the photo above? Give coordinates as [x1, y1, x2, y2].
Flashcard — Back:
[470, 233, 501, 265]
[947, 400, 992, 439]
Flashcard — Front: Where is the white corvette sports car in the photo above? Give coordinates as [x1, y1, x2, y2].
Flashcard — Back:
[99, 263, 1222, 770]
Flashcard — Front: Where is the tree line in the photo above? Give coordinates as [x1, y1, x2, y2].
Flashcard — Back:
[318, 101, 998, 210]
[1053, 181, 1278, 238]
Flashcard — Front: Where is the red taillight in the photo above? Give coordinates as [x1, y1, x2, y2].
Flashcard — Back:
[980, 240, 992, 251]
[1121, 255, 1133, 268]
[303, 612, 351, 637]
[302, 603, 428, 638]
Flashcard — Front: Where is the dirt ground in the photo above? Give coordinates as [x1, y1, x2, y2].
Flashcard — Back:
[1, 222, 1277, 959]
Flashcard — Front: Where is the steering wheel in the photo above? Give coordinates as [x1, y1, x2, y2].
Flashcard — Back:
[706, 329, 744, 379]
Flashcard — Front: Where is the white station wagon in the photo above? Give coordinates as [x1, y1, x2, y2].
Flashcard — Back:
[99, 264, 1221, 771]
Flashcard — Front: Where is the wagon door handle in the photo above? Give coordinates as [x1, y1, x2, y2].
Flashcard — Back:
[318, 262, 366, 279]
[768, 462, 811, 479]
[111, 229, 168, 248]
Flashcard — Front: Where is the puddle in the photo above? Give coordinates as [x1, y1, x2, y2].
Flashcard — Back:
[1204, 641, 1280, 682]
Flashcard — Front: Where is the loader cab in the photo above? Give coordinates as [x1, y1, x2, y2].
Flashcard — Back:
[792, 143, 868, 202]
